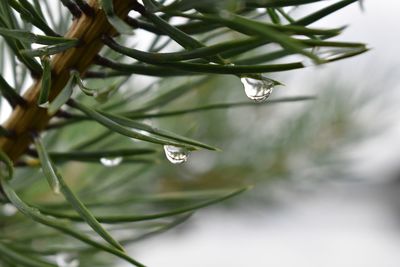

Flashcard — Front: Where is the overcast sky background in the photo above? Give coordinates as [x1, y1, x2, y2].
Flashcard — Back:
[122, 2, 400, 267]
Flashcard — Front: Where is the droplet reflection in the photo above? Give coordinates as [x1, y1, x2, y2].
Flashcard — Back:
[100, 157, 123, 167]
[240, 75, 274, 102]
[163, 145, 189, 164]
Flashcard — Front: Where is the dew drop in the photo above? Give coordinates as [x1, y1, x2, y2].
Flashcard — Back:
[163, 145, 189, 164]
[240, 75, 274, 102]
[56, 253, 79, 267]
[1, 204, 17, 217]
[100, 157, 123, 167]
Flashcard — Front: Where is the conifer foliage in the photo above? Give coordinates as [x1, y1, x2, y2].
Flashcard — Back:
[0, 0, 365, 266]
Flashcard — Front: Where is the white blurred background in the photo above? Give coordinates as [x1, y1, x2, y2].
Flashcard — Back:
[121, 2, 400, 267]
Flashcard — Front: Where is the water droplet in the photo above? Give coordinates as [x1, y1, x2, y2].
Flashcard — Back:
[1, 204, 17, 216]
[100, 157, 123, 167]
[240, 75, 274, 102]
[38, 101, 49, 108]
[163, 145, 189, 164]
[56, 253, 79, 267]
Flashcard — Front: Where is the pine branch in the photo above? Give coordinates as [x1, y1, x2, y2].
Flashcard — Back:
[0, 0, 133, 162]
[0, 0, 368, 266]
